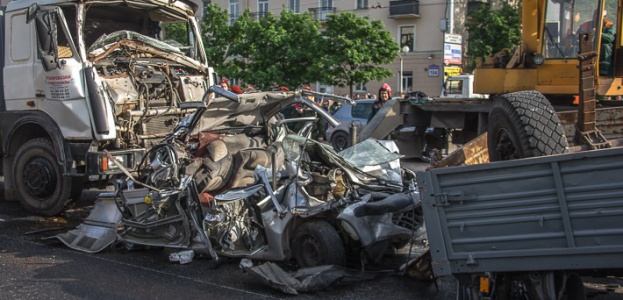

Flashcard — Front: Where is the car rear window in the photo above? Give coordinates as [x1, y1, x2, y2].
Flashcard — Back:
[351, 102, 372, 119]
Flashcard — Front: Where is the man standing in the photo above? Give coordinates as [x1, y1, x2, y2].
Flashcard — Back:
[578, 10, 615, 76]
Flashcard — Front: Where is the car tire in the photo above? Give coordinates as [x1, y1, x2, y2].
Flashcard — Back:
[292, 220, 345, 267]
[13, 138, 74, 216]
[488, 91, 569, 161]
[331, 131, 350, 152]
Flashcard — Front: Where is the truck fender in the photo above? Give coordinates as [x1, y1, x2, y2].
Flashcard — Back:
[2, 112, 69, 170]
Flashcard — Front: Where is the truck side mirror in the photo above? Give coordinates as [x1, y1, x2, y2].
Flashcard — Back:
[40, 54, 58, 71]
[26, 4, 39, 24]
[33, 12, 59, 71]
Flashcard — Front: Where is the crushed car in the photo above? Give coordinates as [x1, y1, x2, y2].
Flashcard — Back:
[54, 89, 425, 291]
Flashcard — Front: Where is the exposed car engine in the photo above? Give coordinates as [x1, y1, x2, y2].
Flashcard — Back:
[89, 31, 210, 149]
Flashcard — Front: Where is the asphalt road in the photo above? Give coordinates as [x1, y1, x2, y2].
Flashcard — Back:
[0, 161, 458, 300]
[1, 160, 622, 299]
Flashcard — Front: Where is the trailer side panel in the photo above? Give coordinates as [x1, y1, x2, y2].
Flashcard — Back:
[417, 147, 623, 276]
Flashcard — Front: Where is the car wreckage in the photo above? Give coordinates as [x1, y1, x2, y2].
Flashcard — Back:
[54, 89, 426, 293]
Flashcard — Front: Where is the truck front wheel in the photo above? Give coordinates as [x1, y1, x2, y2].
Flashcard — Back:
[13, 138, 73, 216]
[488, 91, 569, 161]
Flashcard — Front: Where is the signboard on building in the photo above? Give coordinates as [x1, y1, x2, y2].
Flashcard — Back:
[428, 64, 439, 77]
[444, 66, 462, 78]
[444, 33, 462, 44]
[443, 43, 462, 65]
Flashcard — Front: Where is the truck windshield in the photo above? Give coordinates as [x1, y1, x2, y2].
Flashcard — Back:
[542, 0, 615, 60]
[60, 3, 201, 61]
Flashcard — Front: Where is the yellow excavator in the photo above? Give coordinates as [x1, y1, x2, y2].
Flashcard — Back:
[475, 0, 619, 99]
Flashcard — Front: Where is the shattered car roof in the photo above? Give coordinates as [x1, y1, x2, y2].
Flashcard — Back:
[194, 91, 338, 132]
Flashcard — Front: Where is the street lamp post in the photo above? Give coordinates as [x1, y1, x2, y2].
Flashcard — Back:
[398, 46, 410, 95]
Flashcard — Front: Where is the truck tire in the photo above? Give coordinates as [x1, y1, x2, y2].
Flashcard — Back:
[488, 91, 569, 161]
[331, 131, 349, 151]
[13, 138, 73, 216]
[292, 220, 345, 267]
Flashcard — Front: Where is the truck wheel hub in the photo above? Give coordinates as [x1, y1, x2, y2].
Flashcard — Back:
[23, 158, 56, 198]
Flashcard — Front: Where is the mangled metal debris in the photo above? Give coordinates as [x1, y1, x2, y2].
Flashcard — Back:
[52, 90, 427, 292]
[243, 261, 379, 295]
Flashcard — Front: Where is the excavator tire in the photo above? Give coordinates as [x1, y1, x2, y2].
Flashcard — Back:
[488, 90, 569, 161]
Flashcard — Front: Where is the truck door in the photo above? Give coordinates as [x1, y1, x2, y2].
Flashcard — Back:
[29, 7, 100, 140]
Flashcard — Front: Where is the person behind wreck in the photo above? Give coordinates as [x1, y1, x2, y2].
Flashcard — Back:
[292, 85, 326, 142]
[231, 85, 243, 94]
[369, 83, 392, 121]
[578, 9, 615, 76]
[219, 78, 230, 90]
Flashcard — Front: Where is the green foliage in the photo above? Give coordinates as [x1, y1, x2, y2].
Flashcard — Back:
[199, 7, 397, 92]
[466, 3, 521, 61]
[200, 4, 236, 79]
[321, 12, 398, 96]
[163, 23, 188, 45]
[228, 9, 322, 90]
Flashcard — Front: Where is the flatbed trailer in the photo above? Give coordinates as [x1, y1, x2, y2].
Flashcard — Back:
[416, 146, 623, 299]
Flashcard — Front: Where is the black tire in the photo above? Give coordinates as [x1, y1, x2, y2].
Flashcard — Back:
[488, 91, 569, 161]
[456, 283, 483, 300]
[13, 138, 74, 216]
[292, 220, 345, 267]
[556, 273, 586, 300]
[69, 176, 84, 203]
[331, 131, 349, 152]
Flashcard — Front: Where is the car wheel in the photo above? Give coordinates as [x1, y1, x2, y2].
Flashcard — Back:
[292, 220, 345, 267]
[331, 131, 350, 151]
[488, 91, 569, 161]
[13, 138, 74, 216]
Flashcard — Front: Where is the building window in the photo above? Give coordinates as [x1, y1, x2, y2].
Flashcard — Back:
[315, 0, 334, 21]
[229, 0, 239, 25]
[289, 0, 300, 13]
[401, 71, 413, 93]
[355, 82, 367, 92]
[320, 0, 334, 9]
[399, 25, 415, 52]
[258, 0, 268, 15]
[357, 0, 368, 9]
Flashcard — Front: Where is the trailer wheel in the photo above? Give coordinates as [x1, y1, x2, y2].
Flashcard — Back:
[331, 131, 349, 151]
[488, 91, 569, 161]
[456, 283, 483, 300]
[292, 220, 345, 267]
[13, 138, 73, 216]
[556, 273, 586, 300]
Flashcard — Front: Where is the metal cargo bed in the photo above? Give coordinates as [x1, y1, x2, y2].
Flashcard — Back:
[416, 147, 623, 277]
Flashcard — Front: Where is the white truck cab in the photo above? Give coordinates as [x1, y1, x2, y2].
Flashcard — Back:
[442, 74, 487, 99]
[0, 0, 215, 215]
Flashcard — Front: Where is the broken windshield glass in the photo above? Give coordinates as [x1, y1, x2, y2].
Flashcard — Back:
[88, 30, 183, 56]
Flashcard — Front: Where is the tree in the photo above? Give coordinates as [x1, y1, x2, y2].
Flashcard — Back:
[162, 23, 187, 45]
[465, 3, 521, 69]
[320, 12, 398, 97]
[228, 9, 323, 90]
[200, 4, 237, 80]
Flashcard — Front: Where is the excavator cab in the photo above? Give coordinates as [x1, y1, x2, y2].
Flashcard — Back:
[474, 0, 622, 101]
